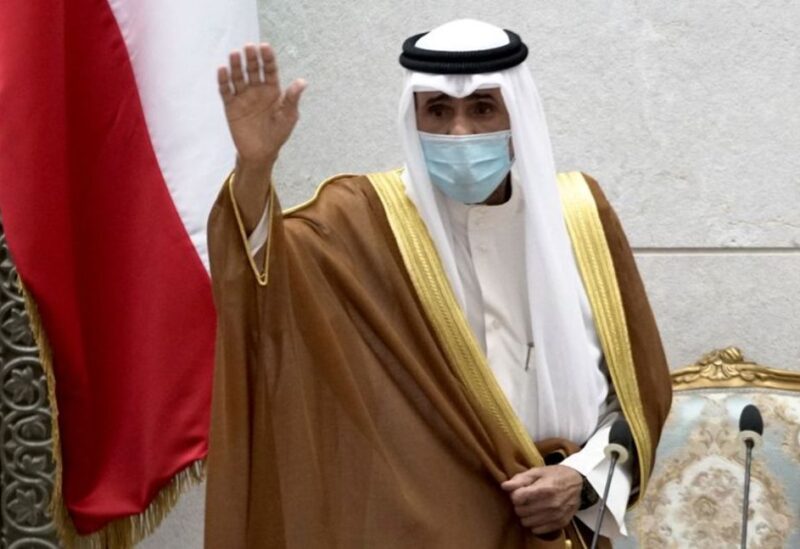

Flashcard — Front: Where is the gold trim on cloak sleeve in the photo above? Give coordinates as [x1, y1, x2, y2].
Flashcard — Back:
[283, 173, 360, 215]
[227, 171, 275, 287]
[366, 169, 545, 469]
[227, 171, 364, 286]
[556, 171, 654, 496]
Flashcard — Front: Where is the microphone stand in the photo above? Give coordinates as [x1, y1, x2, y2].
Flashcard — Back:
[590, 452, 618, 549]
[588, 419, 632, 549]
[738, 404, 763, 549]
[740, 439, 754, 549]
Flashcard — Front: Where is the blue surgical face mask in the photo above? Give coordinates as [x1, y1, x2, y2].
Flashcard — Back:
[418, 129, 513, 204]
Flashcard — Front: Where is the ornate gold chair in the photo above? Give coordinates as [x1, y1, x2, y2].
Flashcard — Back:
[618, 348, 800, 548]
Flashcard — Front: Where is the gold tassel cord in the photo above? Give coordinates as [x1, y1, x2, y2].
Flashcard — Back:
[19, 279, 206, 549]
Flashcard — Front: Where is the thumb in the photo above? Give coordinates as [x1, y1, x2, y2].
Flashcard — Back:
[281, 78, 307, 113]
[501, 468, 544, 492]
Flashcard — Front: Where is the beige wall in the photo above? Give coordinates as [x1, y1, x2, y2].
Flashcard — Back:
[141, 2, 800, 546]
[256, 0, 800, 370]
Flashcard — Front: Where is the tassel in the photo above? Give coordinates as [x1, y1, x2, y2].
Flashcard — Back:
[20, 280, 206, 549]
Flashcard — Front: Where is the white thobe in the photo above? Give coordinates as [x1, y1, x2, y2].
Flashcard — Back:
[246, 179, 631, 538]
[442, 181, 631, 538]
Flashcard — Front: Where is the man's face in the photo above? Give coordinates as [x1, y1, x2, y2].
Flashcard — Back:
[414, 88, 511, 135]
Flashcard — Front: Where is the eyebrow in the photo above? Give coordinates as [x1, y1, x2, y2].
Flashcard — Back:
[423, 91, 499, 107]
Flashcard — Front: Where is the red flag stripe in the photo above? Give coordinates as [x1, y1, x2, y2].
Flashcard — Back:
[0, 0, 215, 534]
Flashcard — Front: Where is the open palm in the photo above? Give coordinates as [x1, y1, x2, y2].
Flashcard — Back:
[218, 43, 306, 164]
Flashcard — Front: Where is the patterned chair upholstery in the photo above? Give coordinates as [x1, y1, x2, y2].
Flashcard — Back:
[617, 348, 800, 548]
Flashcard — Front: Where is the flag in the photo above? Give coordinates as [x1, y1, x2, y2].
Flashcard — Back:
[0, 0, 258, 545]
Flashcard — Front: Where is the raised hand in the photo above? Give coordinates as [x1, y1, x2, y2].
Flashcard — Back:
[218, 43, 306, 165]
[217, 43, 306, 231]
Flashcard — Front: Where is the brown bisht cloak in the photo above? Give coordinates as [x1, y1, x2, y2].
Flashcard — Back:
[204, 169, 672, 548]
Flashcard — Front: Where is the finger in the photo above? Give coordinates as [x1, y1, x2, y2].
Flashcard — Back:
[501, 476, 528, 491]
[244, 43, 262, 85]
[521, 514, 553, 529]
[520, 513, 569, 534]
[525, 509, 571, 533]
[511, 482, 558, 507]
[510, 485, 537, 507]
[217, 66, 234, 102]
[280, 78, 307, 113]
[229, 51, 246, 94]
[501, 469, 543, 491]
[514, 501, 545, 518]
[521, 508, 562, 528]
[531, 521, 567, 536]
[260, 43, 280, 87]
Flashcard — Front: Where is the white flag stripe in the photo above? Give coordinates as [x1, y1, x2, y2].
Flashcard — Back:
[108, 0, 259, 269]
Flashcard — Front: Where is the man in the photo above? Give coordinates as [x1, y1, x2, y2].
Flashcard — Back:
[205, 19, 671, 549]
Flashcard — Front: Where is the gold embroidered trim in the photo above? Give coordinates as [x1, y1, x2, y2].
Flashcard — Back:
[227, 171, 274, 287]
[557, 171, 653, 495]
[227, 170, 361, 286]
[283, 173, 360, 216]
[367, 170, 544, 468]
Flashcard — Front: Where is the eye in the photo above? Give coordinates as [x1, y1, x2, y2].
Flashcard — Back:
[474, 102, 495, 116]
[428, 104, 449, 118]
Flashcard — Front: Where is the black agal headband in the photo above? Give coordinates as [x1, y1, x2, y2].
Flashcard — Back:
[399, 29, 528, 74]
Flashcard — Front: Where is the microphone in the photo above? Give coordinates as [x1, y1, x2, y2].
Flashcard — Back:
[738, 404, 763, 549]
[739, 404, 763, 446]
[590, 419, 633, 549]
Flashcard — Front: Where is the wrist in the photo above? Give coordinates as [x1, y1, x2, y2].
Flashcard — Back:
[578, 474, 600, 510]
[236, 154, 277, 175]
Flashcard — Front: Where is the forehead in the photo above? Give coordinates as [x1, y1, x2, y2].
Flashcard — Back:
[414, 87, 504, 104]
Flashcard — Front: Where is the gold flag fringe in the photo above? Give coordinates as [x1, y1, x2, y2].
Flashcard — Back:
[20, 280, 207, 549]
[52, 461, 205, 549]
